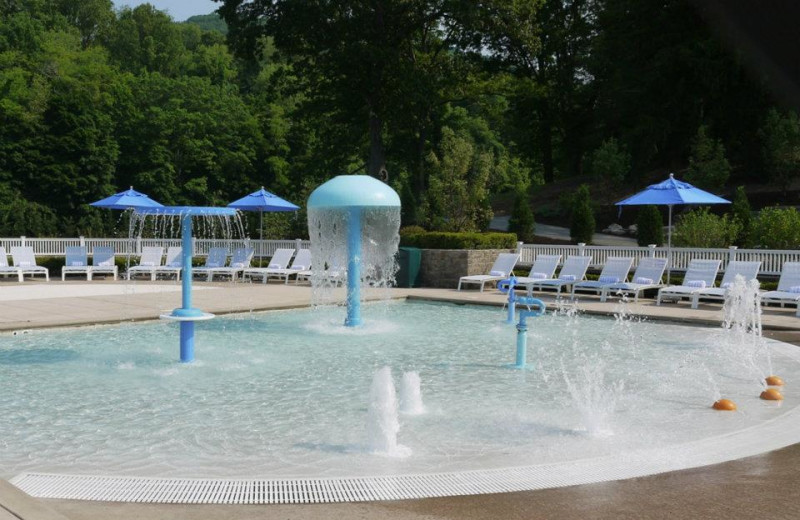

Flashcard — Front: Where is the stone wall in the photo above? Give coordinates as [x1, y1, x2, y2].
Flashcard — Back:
[418, 249, 517, 289]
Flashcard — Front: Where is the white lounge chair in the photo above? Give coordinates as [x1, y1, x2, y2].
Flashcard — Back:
[11, 246, 49, 281]
[90, 246, 118, 280]
[153, 246, 183, 280]
[457, 253, 519, 292]
[514, 255, 562, 290]
[297, 258, 346, 285]
[193, 247, 229, 281]
[126, 246, 164, 281]
[691, 261, 761, 309]
[243, 248, 294, 283]
[760, 262, 800, 316]
[571, 257, 634, 298]
[206, 248, 255, 282]
[62, 246, 90, 281]
[600, 257, 668, 303]
[527, 255, 591, 296]
[0, 246, 23, 282]
[262, 249, 312, 284]
[656, 259, 722, 306]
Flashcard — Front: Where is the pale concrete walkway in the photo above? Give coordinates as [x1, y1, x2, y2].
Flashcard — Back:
[2, 279, 800, 519]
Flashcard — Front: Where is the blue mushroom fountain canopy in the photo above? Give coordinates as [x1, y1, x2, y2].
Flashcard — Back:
[307, 176, 401, 325]
[307, 175, 401, 209]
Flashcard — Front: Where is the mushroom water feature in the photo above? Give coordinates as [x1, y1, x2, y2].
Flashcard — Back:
[307, 175, 401, 327]
[133, 206, 238, 362]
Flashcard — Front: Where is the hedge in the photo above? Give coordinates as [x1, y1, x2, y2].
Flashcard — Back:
[399, 230, 517, 249]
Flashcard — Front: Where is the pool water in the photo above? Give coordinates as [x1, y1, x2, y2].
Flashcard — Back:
[0, 301, 796, 479]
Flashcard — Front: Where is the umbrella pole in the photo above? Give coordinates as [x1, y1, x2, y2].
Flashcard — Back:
[667, 205, 673, 283]
[259, 211, 263, 261]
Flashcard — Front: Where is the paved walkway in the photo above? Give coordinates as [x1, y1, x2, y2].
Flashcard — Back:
[2, 279, 800, 519]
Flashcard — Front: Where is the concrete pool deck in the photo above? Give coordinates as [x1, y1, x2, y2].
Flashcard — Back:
[2, 279, 800, 519]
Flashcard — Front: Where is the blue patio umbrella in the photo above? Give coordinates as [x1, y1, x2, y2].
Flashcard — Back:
[90, 187, 164, 268]
[90, 186, 164, 210]
[227, 187, 299, 241]
[616, 173, 730, 278]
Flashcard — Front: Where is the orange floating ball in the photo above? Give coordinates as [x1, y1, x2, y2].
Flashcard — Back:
[760, 388, 784, 401]
[765, 375, 785, 387]
[712, 399, 737, 411]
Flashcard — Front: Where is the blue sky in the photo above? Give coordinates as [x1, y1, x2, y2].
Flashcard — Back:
[112, 1, 219, 22]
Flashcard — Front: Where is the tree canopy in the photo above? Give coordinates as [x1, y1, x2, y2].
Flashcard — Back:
[0, 0, 796, 238]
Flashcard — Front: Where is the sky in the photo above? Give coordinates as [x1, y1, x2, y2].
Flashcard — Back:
[112, 0, 219, 22]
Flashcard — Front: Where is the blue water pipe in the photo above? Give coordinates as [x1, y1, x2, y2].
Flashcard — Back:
[135, 206, 236, 362]
[345, 207, 362, 326]
[499, 277, 546, 368]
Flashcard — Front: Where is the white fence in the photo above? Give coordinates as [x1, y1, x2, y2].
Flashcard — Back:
[0, 237, 310, 258]
[517, 243, 800, 277]
[5, 237, 800, 277]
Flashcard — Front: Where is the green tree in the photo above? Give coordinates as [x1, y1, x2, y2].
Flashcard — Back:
[570, 184, 595, 244]
[636, 205, 663, 246]
[730, 186, 752, 247]
[508, 191, 536, 243]
[750, 207, 800, 250]
[759, 108, 800, 193]
[686, 125, 730, 191]
[423, 127, 492, 232]
[220, 0, 470, 182]
[588, 137, 630, 185]
[672, 208, 739, 248]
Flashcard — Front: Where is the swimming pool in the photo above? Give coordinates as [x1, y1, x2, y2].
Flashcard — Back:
[2, 300, 798, 501]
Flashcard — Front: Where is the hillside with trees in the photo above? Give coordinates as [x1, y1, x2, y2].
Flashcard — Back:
[1, 0, 798, 243]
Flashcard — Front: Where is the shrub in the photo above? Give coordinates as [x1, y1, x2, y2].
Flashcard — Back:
[672, 208, 740, 248]
[399, 230, 517, 249]
[588, 137, 630, 185]
[759, 108, 800, 193]
[570, 185, 595, 244]
[686, 125, 731, 191]
[750, 207, 800, 249]
[507, 191, 536, 243]
[636, 205, 664, 246]
[730, 186, 752, 247]
[399, 225, 426, 237]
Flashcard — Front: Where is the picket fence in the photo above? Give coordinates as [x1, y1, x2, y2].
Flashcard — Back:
[516, 242, 800, 277]
[0, 237, 309, 258]
[3, 237, 800, 277]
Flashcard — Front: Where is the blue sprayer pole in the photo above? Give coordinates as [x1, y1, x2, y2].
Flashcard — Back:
[179, 213, 195, 362]
[345, 207, 362, 327]
[513, 301, 546, 369]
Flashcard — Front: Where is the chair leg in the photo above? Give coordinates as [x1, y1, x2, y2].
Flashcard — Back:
[457, 280, 462, 291]
[656, 291, 662, 306]
[691, 294, 699, 309]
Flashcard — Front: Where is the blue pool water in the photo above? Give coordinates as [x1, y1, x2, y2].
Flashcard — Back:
[1, 301, 797, 479]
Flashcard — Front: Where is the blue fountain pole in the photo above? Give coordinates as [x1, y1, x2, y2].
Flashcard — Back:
[345, 207, 362, 327]
[512, 299, 546, 369]
[178, 213, 195, 362]
[504, 277, 517, 324]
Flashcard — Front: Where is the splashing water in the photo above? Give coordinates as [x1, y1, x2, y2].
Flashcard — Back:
[562, 356, 625, 437]
[612, 295, 646, 359]
[307, 206, 400, 310]
[722, 275, 772, 387]
[366, 367, 410, 456]
[399, 371, 425, 415]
